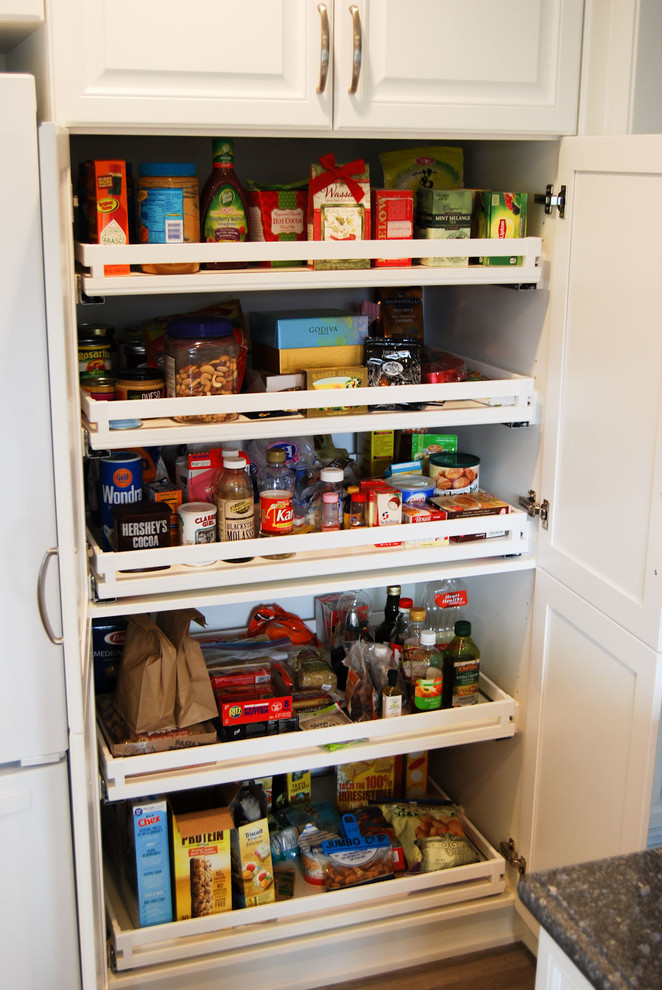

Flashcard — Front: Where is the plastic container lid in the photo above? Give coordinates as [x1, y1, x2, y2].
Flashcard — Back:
[115, 368, 164, 382]
[78, 322, 114, 342]
[140, 162, 197, 177]
[429, 452, 480, 469]
[320, 467, 344, 483]
[166, 315, 233, 339]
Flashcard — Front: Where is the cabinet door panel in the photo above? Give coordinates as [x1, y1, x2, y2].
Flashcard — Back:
[539, 135, 662, 651]
[47, 0, 332, 130]
[521, 570, 662, 873]
[333, 0, 583, 136]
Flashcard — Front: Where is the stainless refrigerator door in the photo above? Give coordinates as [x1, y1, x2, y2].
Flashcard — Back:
[0, 73, 68, 765]
[0, 760, 81, 988]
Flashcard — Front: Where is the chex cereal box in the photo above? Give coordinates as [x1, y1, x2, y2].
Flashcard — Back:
[120, 797, 172, 928]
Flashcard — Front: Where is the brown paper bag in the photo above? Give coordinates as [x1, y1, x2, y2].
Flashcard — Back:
[114, 614, 177, 733]
[157, 609, 218, 728]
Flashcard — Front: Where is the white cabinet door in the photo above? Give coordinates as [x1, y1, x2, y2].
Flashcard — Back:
[44, 0, 332, 131]
[538, 134, 662, 652]
[520, 569, 662, 873]
[332, 0, 584, 137]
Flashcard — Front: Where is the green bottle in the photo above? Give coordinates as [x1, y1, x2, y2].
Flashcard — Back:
[442, 620, 480, 708]
[200, 138, 249, 269]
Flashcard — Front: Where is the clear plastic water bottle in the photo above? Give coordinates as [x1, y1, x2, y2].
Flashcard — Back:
[257, 448, 295, 559]
[423, 577, 468, 647]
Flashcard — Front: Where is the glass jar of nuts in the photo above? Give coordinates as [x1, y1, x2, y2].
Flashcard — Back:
[164, 315, 239, 423]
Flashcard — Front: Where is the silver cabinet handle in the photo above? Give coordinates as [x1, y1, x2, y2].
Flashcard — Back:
[317, 3, 330, 94]
[348, 4, 362, 95]
[37, 547, 64, 646]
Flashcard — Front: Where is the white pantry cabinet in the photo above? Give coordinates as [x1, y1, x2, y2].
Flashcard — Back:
[37, 130, 662, 990]
[12, 0, 583, 137]
[0, 0, 42, 53]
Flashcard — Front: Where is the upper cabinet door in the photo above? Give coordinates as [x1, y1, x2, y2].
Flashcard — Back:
[44, 0, 332, 131]
[539, 134, 662, 652]
[332, 0, 584, 137]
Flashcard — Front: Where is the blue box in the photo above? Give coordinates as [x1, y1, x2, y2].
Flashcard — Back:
[122, 797, 173, 927]
[249, 309, 370, 349]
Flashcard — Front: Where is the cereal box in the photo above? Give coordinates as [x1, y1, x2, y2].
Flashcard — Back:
[308, 154, 371, 270]
[119, 797, 173, 928]
[372, 189, 413, 267]
[474, 191, 528, 266]
[85, 160, 130, 276]
[169, 798, 234, 920]
[337, 757, 398, 812]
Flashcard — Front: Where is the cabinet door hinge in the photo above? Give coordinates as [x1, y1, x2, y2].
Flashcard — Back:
[534, 183, 566, 218]
[518, 490, 549, 530]
[500, 837, 526, 875]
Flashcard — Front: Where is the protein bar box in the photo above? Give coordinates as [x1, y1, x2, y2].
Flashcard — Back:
[169, 794, 234, 920]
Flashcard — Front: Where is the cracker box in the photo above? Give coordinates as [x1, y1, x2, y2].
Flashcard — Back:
[337, 757, 398, 812]
[246, 186, 308, 267]
[119, 797, 173, 928]
[308, 155, 371, 270]
[305, 366, 368, 417]
[414, 188, 474, 267]
[429, 489, 511, 542]
[474, 191, 528, 266]
[230, 783, 276, 908]
[401, 501, 450, 549]
[85, 160, 130, 276]
[169, 796, 234, 920]
[371, 189, 413, 267]
[214, 670, 293, 726]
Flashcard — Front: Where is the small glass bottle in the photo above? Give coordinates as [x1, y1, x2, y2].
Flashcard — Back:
[320, 466, 345, 528]
[343, 485, 359, 529]
[382, 668, 403, 718]
[389, 597, 413, 666]
[375, 585, 401, 643]
[349, 491, 367, 528]
[257, 448, 295, 559]
[216, 455, 255, 562]
[402, 606, 428, 685]
[321, 491, 340, 531]
[413, 629, 443, 711]
[443, 620, 481, 708]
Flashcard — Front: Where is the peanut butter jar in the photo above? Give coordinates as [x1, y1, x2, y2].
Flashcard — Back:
[138, 163, 200, 274]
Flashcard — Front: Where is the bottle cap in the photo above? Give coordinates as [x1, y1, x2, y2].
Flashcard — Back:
[421, 629, 436, 645]
[266, 449, 287, 464]
[454, 620, 472, 636]
[387, 585, 401, 597]
[387, 668, 398, 686]
[322, 491, 338, 504]
[351, 492, 367, 503]
[320, 467, 344, 483]
[409, 607, 427, 622]
[399, 597, 414, 611]
[223, 457, 246, 470]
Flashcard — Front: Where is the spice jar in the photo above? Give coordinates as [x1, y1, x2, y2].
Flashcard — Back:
[77, 322, 115, 379]
[138, 163, 200, 274]
[164, 315, 239, 423]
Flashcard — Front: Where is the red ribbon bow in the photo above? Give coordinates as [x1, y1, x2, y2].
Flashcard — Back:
[309, 153, 366, 203]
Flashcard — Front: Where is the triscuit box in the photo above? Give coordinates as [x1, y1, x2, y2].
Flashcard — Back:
[305, 366, 368, 417]
[337, 757, 398, 812]
[250, 310, 369, 349]
[169, 797, 234, 920]
[230, 783, 276, 908]
[119, 797, 173, 928]
[252, 342, 365, 375]
[414, 188, 474, 267]
[308, 156, 371, 270]
[473, 191, 528, 265]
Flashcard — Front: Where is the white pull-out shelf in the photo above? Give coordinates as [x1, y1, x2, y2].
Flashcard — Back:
[76, 237, 542, 296]
[105, 778, 507, 974]
[87, 504, 530, 601]
[99, 673, 515, 802]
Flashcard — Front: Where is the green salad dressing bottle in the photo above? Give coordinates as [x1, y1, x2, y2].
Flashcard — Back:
[442, 620, 480, 708]
[200, 138, 249, 269]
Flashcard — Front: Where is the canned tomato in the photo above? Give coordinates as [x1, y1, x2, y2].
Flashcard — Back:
[98, 451, 143, 551]
[81, 375, 116, 400]
[430, 452, 480, 496]
[78, 322, 115, 378]
[115, 368, 165, 400]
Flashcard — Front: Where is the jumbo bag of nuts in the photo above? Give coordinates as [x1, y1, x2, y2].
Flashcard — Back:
[164, 314, 245, 423]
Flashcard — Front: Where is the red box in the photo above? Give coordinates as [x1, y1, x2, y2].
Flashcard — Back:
[214, 671, 293, 726]
[371, 189, 413, 267]
[85, 160, 130, 276]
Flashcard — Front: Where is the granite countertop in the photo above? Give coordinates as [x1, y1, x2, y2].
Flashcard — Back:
[517, 848, 662, 989]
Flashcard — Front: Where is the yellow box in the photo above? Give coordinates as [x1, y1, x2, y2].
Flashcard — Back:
[169, 803, 234, 920]
[252, 341, 365, 375]
[286, 770, 311, 803]
[337, 757, 398, 812]
[231, 817, 275, 908]
[404, 751, 429, 799]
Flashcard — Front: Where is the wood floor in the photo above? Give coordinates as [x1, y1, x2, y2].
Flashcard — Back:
[326, 943, 537, 990]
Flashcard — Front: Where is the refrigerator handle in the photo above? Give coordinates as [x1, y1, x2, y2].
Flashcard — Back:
[37, 548, 64, 646]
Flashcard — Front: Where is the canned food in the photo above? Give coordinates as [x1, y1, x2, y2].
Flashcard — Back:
[81, 375, 116, 400]
[98, 451, 142, 551]
[430, 452, 480, 496]
[115, 368, 165, 401]
[388, 474, 436, 504]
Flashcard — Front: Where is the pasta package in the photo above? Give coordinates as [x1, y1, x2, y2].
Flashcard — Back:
[378, 801, 480, 872]
[380, 146, 463, 192]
